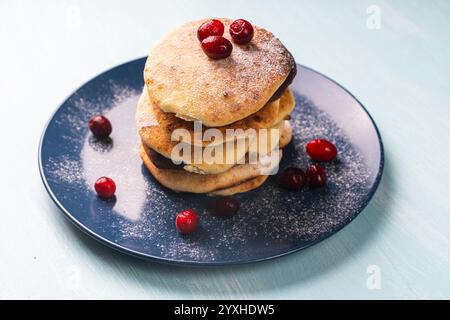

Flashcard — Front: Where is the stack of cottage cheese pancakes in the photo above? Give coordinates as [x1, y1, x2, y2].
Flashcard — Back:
[136, 18, 297, 195]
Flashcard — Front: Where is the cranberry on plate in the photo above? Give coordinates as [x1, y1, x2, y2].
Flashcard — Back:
[94, 177, 116, 198]
[197, 19, 224, 41]
[201, 35, 233, 59]
[88, 115, 112, 139]
[229, 19, 254, 44]
[305, 139, 337, 162]
[278, 167, 306, 191]
[306, 164, 327, 188]
[175, 209, 199, 235]
[212, 197, 240, 218]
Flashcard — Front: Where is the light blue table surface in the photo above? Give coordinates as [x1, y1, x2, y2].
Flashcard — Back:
[0, 0, 449, 299]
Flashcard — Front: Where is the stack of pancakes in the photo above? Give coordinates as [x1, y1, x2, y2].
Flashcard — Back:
[136, 18, 297, 195]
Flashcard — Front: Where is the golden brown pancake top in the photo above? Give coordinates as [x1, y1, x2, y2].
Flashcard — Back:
[144, 18, 295, 127]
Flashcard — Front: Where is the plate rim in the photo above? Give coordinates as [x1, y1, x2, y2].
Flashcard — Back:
[38, 57, 385, 266]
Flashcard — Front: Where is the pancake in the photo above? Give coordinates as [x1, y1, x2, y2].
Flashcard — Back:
[209, 175, 268, 196]
[137, 87, 289, 147]
[140, 119, 292, 175]
[142, 145, 270, 195]
[137, 89, 295, 174]
[140, 144, 282, 194]
[143, 120, 293, 172]
[144, 18, 296, 127]
[182, 120, 292, 174]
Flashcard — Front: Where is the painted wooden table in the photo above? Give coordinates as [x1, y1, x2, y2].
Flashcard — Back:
[1, 0, 449, 299]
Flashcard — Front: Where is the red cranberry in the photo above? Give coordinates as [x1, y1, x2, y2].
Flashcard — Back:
[201, 36, 233, 59]
[278, 167, 306, 191]
[197, 19, 224, 41]
[94, 177, 116, 198]
[306, 164, 327, 188]
[175, 209, 199, 235]
[229, 19, 254, 44]
[306, 139, 337, 162]
[212, 197, 240, 218]
[89, 115, 112, 139]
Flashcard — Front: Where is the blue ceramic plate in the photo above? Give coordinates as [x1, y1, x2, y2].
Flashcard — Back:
[39, 58, 383, 265]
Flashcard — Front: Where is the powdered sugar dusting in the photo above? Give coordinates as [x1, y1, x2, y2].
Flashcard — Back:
[54, 81, 137, 136]
[144, 18, 295, 126]
[46, 156, 83, 186]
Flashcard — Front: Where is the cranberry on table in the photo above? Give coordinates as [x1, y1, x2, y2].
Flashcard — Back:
[175, 209, 199, 235]
[212, 197, 240, 218]
[94, 177, 116, 198]
[201, 35, 233, 59]
[229, 19, 254, 44]
[197, 19, 224, 41]
[306, 164, 327, 188]
[278, 167, 306, 191]
[305, 139, 337, 162]
[88, 115, 112, 139]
